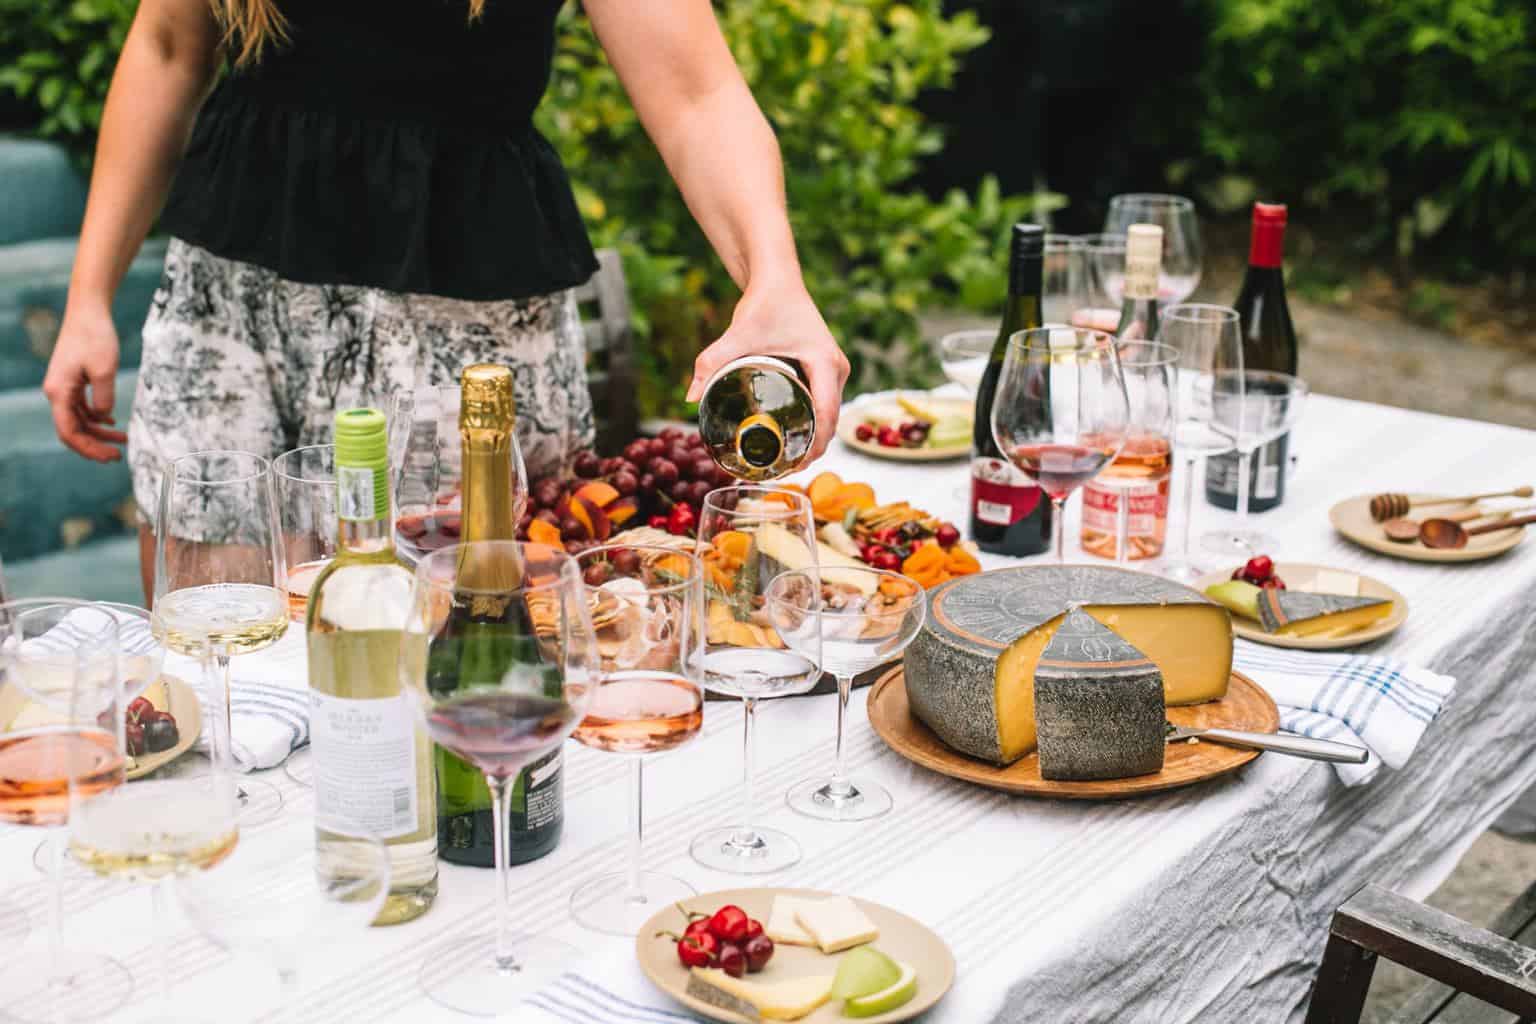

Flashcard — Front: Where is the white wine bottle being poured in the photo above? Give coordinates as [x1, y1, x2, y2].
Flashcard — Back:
[697, 356, 815, 481]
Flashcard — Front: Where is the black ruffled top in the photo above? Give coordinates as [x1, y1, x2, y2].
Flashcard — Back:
[159, 0, 597, 301]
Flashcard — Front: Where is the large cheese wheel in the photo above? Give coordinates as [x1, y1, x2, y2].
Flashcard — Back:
[904, 565, 1233, 766]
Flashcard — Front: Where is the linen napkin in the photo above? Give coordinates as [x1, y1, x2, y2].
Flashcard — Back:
[1233, 640, 1456, 786]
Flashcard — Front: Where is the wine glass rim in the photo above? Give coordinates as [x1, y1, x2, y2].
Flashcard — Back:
[168, 449, 273, 485]
[1115, 340, 1180, 367]
[1217, 369, 1310, 393]
[937, 329, 995, 357]
[702, 485, 810, 518]
[1044, 234, 1087, 251]
[1007, 326, 1116, 355]
[764, 567, 924, 612]
[272, 444, 336, 483]
[577, 543, 701, 595]
[1109, 192, 1196, 211]
[1161, 302, 1239, 324]
[414, 540, 582, 597]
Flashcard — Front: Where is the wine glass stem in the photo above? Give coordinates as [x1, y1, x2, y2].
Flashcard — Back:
[625, 758, 644, 904]
[153, 878, 175, 1011]
[46, 828, 65, 973]
[1236, 449, 1254, 546]
[485, 773, 519, 975]
[1052, 496, 1068, 564]
[1115, 488, 1130, 567]
[1177, 455, 1199, 563]
[730, 697, 759, 849]
[826, 674, 855, 799]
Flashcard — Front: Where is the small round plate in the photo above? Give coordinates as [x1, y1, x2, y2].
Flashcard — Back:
[1329, 494, 1526, 562]
[126, 674, 201, 781]
[637, 887, 955, 1024]
[1194, 563, 1408, 650]
[837, 394, 972, 462]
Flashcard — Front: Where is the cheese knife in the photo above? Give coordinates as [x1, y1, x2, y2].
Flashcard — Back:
[1165, 725, 1369, 764]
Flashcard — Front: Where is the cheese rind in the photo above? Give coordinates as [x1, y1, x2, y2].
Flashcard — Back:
[1257, 589, 1390, 637]
[793, 896, 879, 954]
[688, 968, 834, 1021]
[764, 895, 817, 946]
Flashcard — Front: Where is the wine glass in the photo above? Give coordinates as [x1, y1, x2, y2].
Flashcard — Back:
[177, 812, 389, 1013]
[1079, 232, 1128, 331]
[1043, 234, 1089, 326]
[992, 327, 1130, 564]
[1158, 304, 1244, 582]
[768, 567, 925, 822]
[400, 540, 596, 1014]
[1202, 371, 1310, 556]
[1082, 341, 1177, 566]
[0, 599, 132, 1022]
[936, 329, 994, 396]
[1104, 193, 1203, 303]
[273, 443, 337, 625]
[392, 385, 528, 567]
[152, 449, 287, 826]
[691, 486, 822, 874]
[569, 543, 705, 935]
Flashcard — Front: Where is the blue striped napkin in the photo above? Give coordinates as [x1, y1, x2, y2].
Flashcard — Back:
[1233, 640, 1456, 786]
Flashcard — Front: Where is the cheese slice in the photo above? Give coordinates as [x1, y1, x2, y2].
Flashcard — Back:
[1257, 589, 1391, 638]
[1311, 569, 1359, 597]
[794, 896, 879, 954]
[688, 968, 834, 1021]
[754, 524, 877, 595]
[764, 895, 818, 946]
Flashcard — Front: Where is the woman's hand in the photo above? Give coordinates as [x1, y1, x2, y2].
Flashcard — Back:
[686, 279, 849, 463]
[42, 305, 127, 462]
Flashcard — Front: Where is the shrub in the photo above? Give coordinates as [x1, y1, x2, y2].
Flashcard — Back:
[0, 0, 132, 149]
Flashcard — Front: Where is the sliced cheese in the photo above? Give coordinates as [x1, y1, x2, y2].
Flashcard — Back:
[1257, 588, 1391, 637]
[1081, 602, 1232, 705]
[764, 895, 818, 946]
[793, 895, 879, 954]
[754, 523, 877, 595]
[1311, 569, 1359, 597]
[688, 968, 834, 1021]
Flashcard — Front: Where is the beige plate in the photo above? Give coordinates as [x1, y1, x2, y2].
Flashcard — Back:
[837, 394, 972, 462]
[637, 887, 955, 1024]
[0, 673, 200, 781]
[1195, 563, 1408, 651]
[867, 666, 1278, 799]
[1329, 494, 1525, 563]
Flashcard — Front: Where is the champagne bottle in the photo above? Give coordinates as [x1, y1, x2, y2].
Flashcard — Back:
[697, 356, 816, 481]
[436, 364, 563, 868]
[970, 223, 1050, 555]
[1206, 202, 1298, 512]
[307, 407, 437, 925]
[1116, 223, 1163, 341]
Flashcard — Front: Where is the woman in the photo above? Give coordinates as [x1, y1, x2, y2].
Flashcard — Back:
[41, 0, 848, 595]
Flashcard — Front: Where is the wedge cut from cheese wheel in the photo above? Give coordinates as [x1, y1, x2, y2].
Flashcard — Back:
[794, 895, 879, 954]
[753, 523, 877, 595]
[904, 566, 1233, 766]
[764, 895, 818, 946]
[687, 967, 834, 1021]
[1257, 589, 1391, 637]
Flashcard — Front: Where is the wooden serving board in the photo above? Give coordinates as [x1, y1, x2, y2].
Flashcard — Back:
[1329, 494, 1525, 563]
[866, 666, 1278, 799]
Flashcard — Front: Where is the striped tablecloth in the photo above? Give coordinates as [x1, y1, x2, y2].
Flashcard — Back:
[4, 393, 1535, 1024]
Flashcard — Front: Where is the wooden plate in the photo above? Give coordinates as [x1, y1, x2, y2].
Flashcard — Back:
[1194, 563, 1408, 650]
[837, 394, 972, 462]
[126, 674, 200, 780]
[636, 887, 956, 1023]
[1329, 494, 1525, 562]
[867, 666, 1278, 799]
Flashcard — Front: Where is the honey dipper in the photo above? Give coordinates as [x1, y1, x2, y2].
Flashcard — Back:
[1369, 486, 1532, 523]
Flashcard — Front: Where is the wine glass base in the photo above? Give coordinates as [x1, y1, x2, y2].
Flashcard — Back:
[786, 776, 893, 822]
[1200, 529, 1276, 559]
[419, 932, 578, 1017]
[1160, 560, 1209, 585]
[569, 871, 697, 936]
[32, 839, 97, 880]
[690, 826, 801, 875]
[234, 777, 285, 826]
[282, 750, 312, 788]
[0, 951, 133, 1022]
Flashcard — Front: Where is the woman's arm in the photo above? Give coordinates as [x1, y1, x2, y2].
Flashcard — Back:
[43, 0, 221, 462]
[584, 0, 849, 459]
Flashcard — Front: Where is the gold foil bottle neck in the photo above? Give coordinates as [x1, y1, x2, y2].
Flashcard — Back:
[460, 364, 516, 432]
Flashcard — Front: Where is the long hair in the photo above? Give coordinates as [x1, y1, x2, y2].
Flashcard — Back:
[210, 0, 488, 67]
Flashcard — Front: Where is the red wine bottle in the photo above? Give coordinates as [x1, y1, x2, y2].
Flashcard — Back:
[1206, 202, 1298, 512]
[970, 224, 1050, 555]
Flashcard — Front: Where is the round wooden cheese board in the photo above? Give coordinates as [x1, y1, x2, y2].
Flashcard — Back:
[866, 666, 1278, 799]
[836, 394, 972, 462]
[1194, 563, 1408, 650]
[1329, 494, 1525, 563]
[636, 887, 955, 1024]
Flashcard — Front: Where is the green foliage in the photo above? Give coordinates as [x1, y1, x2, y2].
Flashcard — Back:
[0, 0, 134, 151]
[1198, 0, 1536, 269]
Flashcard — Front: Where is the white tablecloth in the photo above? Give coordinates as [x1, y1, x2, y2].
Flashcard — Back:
[5, 394, 1536, 1024]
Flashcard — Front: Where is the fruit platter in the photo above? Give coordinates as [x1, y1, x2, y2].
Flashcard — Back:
[1200, 556, 1407, 650]
[836, 393, 972, 462]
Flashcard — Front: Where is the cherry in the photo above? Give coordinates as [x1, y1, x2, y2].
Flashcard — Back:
[936, 523, 961, 548]
[877, 425, 903, 448]
[742, 917, 764, 941]
[652, 459, 680, 485]
[743, 934, 774, 973]
[872, 549, 902, 571]
[127, 697, 154, 723]
[667, 503, 696, 537]
[717, 943, 746, 979]
[855, 423, 875, 442]
[125, 722, 145, 756]
[648, 514, 669, 530]
[144, 718, 179, 753]
[1242, 555, 1275, 582]
[707, 905, 751, 943]
[662, 930, 717, 969]
[684, 918, 713, 943]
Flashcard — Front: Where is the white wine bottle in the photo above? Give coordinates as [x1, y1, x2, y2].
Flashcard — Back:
[1116, 223, 1163, 341]
[307, 407, 438, 925]
[697, 356, 815, 480]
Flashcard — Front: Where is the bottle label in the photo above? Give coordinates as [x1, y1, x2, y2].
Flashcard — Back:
[337, 466, 376, 522]
[971, 457, 1041, 526]
[1255, 445, 1280, 500]
[1208, 438, 1287, 500]
[516, 750, 561, 832]
[312, 691, 419, 840]
[1082, 481, 1169, 536]
[1124, 258, 1159, 301]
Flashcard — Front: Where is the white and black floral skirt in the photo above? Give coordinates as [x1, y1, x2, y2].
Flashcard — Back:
[128, 240, 593, 523]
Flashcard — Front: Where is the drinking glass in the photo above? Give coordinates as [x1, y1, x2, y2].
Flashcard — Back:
[936, 329, 994, 396]
[401, 540, 597, 1014]
[152, 449, 287, 825]
[178, 812, 389, 1012]
[1043, 234, 1089, 326]
[569, 543, 705, 934]
[273, 443, 337, 624]
[1202, 371, 1310, 556]
[691, 486, 822, 874]
[1104, 193, 1203, 303]
[392, 385, 528, 567]
[0, 599, 131, 1022]
[1079, 232, 1128, 331]
[1082, 341, 1177, 566]
[992, 327, 1130, 564]
[768, 567, 924, 822]
[1158, 304, 1244, 582]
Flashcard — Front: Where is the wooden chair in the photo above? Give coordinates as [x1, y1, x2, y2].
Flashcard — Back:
[1305, 883, 1536, 1023]
[572, 248, 638, 456]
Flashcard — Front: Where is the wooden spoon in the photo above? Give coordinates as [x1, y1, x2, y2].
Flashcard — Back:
[1419, 511, 1536, 550]
[1369, 486, 1533, 522]
[1382, 506, 1489, 543]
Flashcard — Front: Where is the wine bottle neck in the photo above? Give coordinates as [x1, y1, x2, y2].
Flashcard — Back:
[337, 515, 395, 556]
[461, 428, 518, 542]
[1249, 219, 1285, 269]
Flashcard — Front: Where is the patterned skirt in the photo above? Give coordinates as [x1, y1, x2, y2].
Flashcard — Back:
[128, 240, 593, 523]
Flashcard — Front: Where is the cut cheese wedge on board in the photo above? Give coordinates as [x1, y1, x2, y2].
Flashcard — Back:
[688, 968, 835, 1021]
[764, 895, 818, 946]
[1256, 589, 1391, 638]
[794, 895, 879, 954]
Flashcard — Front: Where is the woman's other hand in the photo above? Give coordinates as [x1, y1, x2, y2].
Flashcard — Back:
[686, 280, 849, 462]
[42, 305, 127, 462]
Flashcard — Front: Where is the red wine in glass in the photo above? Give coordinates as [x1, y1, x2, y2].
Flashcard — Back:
[425, 692, 579, 780]
[1008, 443, 1116, 500]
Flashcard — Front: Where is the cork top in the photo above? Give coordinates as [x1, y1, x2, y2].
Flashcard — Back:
[1124, 224, 1164, 300]
[460, 363, 516, 431]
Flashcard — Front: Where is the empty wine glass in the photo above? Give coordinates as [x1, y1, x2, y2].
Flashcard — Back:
[400, 540, 596, 1014]
[1202, 371, 1310, 556]
[992, 327, 1130, 564]
[936, 329, 994, 396]
[1159, 304, 1244, 583]
[1043, 234, 1090, 326]
[1081, 341, 1177, 566]
[273, 444, 337, 625]
[1104, 193, 1203, 303]
[569, 543, 705, 935]
[768, 567, 925, 822]
[691, 486, 822, 874]
[1079, 232, 1128, 331]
